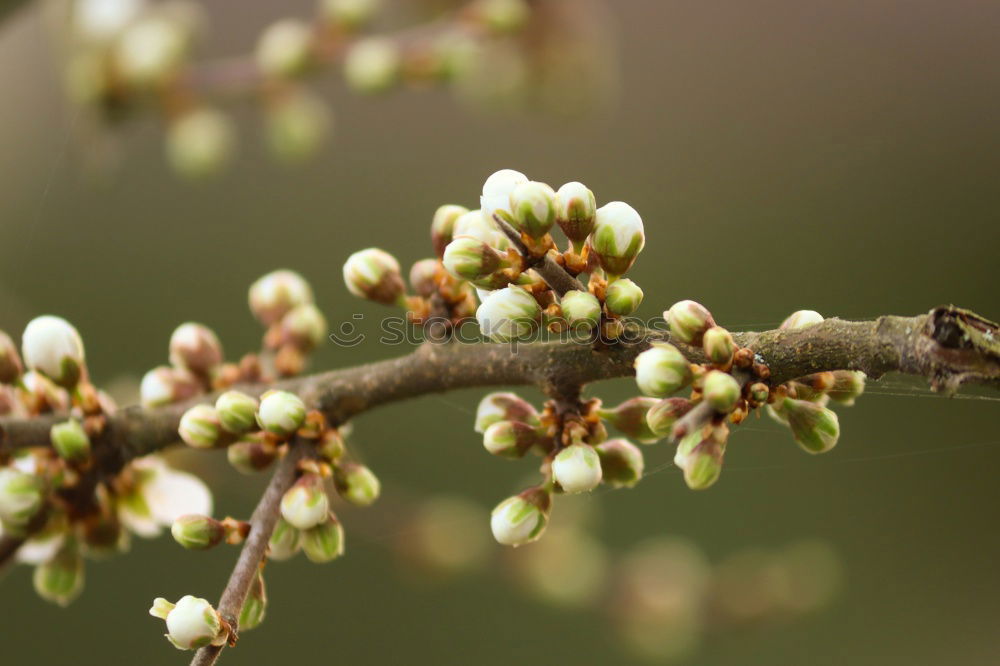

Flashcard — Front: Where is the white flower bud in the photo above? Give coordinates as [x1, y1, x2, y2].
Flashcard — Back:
[780, 310, 824, 330]
[178, 404, 223, 449]
[665, 300, 716, 346]
[344, 37, 400, 93]
[149, 595, 226, 650]
[300, 512, 345, 563]
[334, 463, 381, 507]
[21, 315, 85, 388]
[166, 109, 236, 178]
[552, 443, 603, 494]
[213, 391, 258, 434]
[171, 514, 225, 550]
[588, 202, 645, 277]
[490, 487, 549, 546]
[702, 326, 736, 366]
[555, 181, 596, 244]
[645, 397, 693, 437]
[50, 419, 91, 463]
[604, 278, 643, 317]
[674, 426, 728, 490]
[509, 181, 557, 238]
[73, 0, 146, 43]
[634, 343, 692, 398]
[594, 438, 644, 488]
[476, 286, 541, 341]
[115, 15, 187, 87]
[482, 420, 540, 458]
[278, 303, 328, 351]
[0, 329, 23, 383]
[169, 322, 223, 376]
[702, 370, 741, 413]
[267, 517, 301, 560]
[33, 540, 84, 606]
[0, 466, 43, 528]
[474, 391, 539, 433]
[280, 474, 329, 530]
[249, 269, 314, 325]
[443, 236, 506, 281]
[256, 19, 313, 78]
[343, 247, 406, 305]
[559, 290, 602, 329]
[140, 366, 202, 407]
[431, 204, 469, 257]
[257, 390, 306, 437]
[266, 90, 331, 162]
[481, 169, 528, 224]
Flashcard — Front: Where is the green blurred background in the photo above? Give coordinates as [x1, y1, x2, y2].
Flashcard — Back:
[1, 0, 998, 664]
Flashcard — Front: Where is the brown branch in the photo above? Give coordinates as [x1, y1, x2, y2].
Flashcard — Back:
[493, 214, 586, 296]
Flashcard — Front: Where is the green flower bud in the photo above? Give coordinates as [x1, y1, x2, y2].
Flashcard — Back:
[279, 303, 328, 351]
[634, 342, 692, 398]
[268, 517, 302, 561]
[0, 466, 43, 528]
[409, 258, 440, 298]
[748, 382, 770, 404]
[702, 326, 735, 366]
[665, 300, 716, 346]
[555, 181, 597, 244]
[674, 426, 728, 491]
[171, 514, 226, 550]
[560, 290, 602, 329]
[782, 398, 840, 454]
[280, 474, 329, 530]
[476, 286, 541, 341]
[509, 181, 557, 238]
[33, 540, 84, 607]
[214, 391, 259, 435]
[169, 322, 223, 376]
[50, 419, 91, 463]
[594, 438, 644, 488]
[443, 236, 506, 281]
[645, 397, 694, 437]
[166, 109, 236, 178]
[321, 0, 381, 29]
[249, 269, 315, 326]
[588, 202, 645, 277]
[21, 315, 85, 388]
[178, 404, 224, 449]
[598, 397, 661, 443]
[140, 366, 201, 408]
[149, 595, 226, 650]
[227, 433, 279, 474]
[0, 329, 24, 384]
[604, 278, 643, 317]
[342, 247, 406, 305]
[552, 443, 602, 494]
[780, 310, 824, 330]
[481, 169, 528, 225]
[474, 391, 540, 433]
[257, 390, 306, 437]
[490, 486, 550, 546]
[317, 429, 347, 463]
[827, 370, 866, 406]
[431, 204, 469, 258]
[482, 420, 541, 459]
[266, 90, 331, 162]
[475, 0, 530, 33]
[300, 512, 345, 563]
[344, 37, 400, 93]
[239, 569, 267, 631]
[702, 370, 741, 413]
[115, 16, 187, 88]
[256, 19, 312, 78]
[334, 462, 381, 507]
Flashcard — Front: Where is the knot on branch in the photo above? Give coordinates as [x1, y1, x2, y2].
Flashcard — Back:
[918, 306, 1000, 393]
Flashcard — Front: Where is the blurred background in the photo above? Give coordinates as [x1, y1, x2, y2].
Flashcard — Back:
[0, 0, 998, 664]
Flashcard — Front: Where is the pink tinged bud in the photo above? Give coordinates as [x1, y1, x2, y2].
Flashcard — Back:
[280, 474, 330, 529]
[588, 202, 645, 277]
[151, 595, 226, 650]
[604, 278, 643, 317]
[509, 181, 557, 238]
[33, 539, 84, 607]
[343, 247, 406, 305]
[227, 434, 279, 474]
[0, 330, 23, 383]
[0, 466, 44, 528]
[594, 438, 644, 488]
[248, 269, 315, 326]
[50, 419, 91, 463]
[702, 371, 741, 413]
[780, 310, 824, 330]
[443, 236, 506, 281]
[215, 391, 259, 434]
[481, 168, 529, 225]
[178, 404, 224, 449]
[645, 397, 694, 438]
[560, 290, 602, 329]
[268, 517, 302, 561]
[482, 420, 541, 458]
[702, 326, 735, 366]
[674, 427, 728, 491]
[552, 443, 603, 494]
[21, 315, 85, 388]
[169, 323, 223, 376]
[171, 514, 226, 550]
[239, 570, 267, 631]
[409, 258, 440, 298]
[301, 512, 346, 563]
[432, 205, 469, 258]
[256, 390, 306, 437]
[665, 300, 716, 346]
[476, 286, 541, 341]
[633, 343, 693, 398]
[278, 304, 328, 351]
[140, 366, 202, 408]
[490, 487, 550, 547]
[334, 463, 381, 507]
[827, 370, 866, 406]
[782, 398, 840, 454]
[555, 181, 597, 243]
[474, 391, 540, 433]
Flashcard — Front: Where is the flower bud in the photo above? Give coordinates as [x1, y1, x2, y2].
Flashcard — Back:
[509, 181, 557, 238]
[474, 391, 539, 433]
[33, 540, 84, 607]
[560, 290, 602, 329]
[490, 487, 550, 546]
[555, 181, 597, 244]
[409, 259, 440, 298]
[239, 570, 267, 631]
[0, 330, 23, 383]
[748, 382, 770, 404]
[476, 286, 541, 341]
[0, 466, 44, 528]
[227, 433, 279, 474]
[179, 404, 224, 449]
[115, 16, 187, 88]
[475, 0, 530, 32]
[453, 209, 510, 250]
[21, 315, 85, 388]
[18, 370, 71, 413]
[343, 247, 406, 305]
[702, 326, 735, 366]
[317, 429, 347, 462]
[604, 278, 643, 317]
[481, 169, 528, 225]
[140, 366, 202, 407]
[645, 397, 694, 437]
[266, 89, 331, 162]
[149, 595, 226, 650]
[482, 420, 541, 459]
[552, 443, 603, 494]
[301, 512, 345, 563]
[588, 202, 645, 277]
[280, 474, 329, 530]
[665, 300, 716, 346]
[249, 269, 315, 325]
[211, 391, 257, 435]
[443, 236, 506, 281]
[50, 419, 91, 464]
[166, 109, 236, 178]
[169, 322, 223, 376]
[780, 310, 824, 330]
[595, 438, 644, 488]
[597, 397, 660, 443]
[268, 517, 301, 560]
[702, 370, 741, 413]
[334, 462, 381, 507]
[256, 19, 312, 78]
[431, 204, 469, 258]
[171, 514, 226, 550]
[827, 370, 866, 406]
[344, 37, 400, 93]
[782, 398, 840, 454]
[257, 390, 306, 437]
[72, 0, 144, 42]
[634, 343, 692, 398]
[674, 426, 728, 490]
[321, 0, 380, 29]
[278, 303, 328, 351]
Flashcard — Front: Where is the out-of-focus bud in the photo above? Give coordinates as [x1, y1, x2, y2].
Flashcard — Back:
[490, 486, 550, 546]
[555, 181, 596, 246]
[140, 366, 202, 407]
[342, 248, 406, 305]
[604, 278, 643, 317]
[317, 429, 346, 462]
[588, 202, 645, 277]
[597, 397, 660, 443]
[443, 236, 507, 281]
[674, 426, 728, 490]
[321, 0, 380, 29]
[50, 420, 91, 464]
[214, 391, 258, 434]
[476, 286, 541, 341]
[431, 204, 468, 258]
[171, 514, 225, 550]
[665, 300, 716, 346]
[481, 169, 528, 224]
[280, 474, 329, 530]
[33, 540, 84, 607]
[453, 209, 510, 251]
[115, 15, 187, 87]
[594, 438, 644, 488]
[0, 467, 43, 529]
[278, 304, 327, 351]
[510, 525, 608, 608]
[166, 109, 236, 178]
[702, 326, 735, 366]
[266, 90, 331, 162]
[397, 496, 490, 576]
[780, 310, 824, 330]
[178, 404, 223, 449]
[552, 443, 602, 494]
[149, 595, 226, 650]
[827, 370, 866, 406]
[239, 569, 267, 631]
[18, 371, 71, 413]
[300, 512, 345, 563]
[169, 323, 223, 376]
[249, 270, 314, 326]
[473, 0, 530, 33]
[703, 370, 741, 413]
[227, 433, 279, 474]
[408, 259, 439, 298]
[73, 0, 146, 43]
[509, 181, 557, 238]
[21, 315, 85, 388]
[256, 390, 306, 437]
[749, 382, 770, 404]
[0, 330, 23, 383]
[645, 397, 693, 437]
[560, 290, 602, 329]
[634, 343, 692, 398]
[333, 462, 381, 507]
[782, 398, 840, 454]
[344, 37, 400, 93]
[256, 19, 313, 78]
[474, 391, 539, 433]
[482, 420, 541, 459]
[267, 517, 301, 560]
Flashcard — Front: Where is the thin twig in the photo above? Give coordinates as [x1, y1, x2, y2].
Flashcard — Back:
[493, 214, 586, 296]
